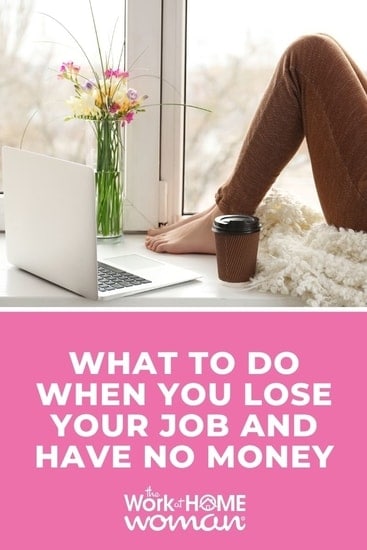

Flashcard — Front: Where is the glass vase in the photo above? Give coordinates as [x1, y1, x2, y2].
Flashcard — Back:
[93, 118, 124, 240]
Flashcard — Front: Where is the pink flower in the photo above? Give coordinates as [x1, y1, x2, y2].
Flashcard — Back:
[57, 61, 81, 80]
[109, 102, 121, 114]
[59, 61, 80, 73]
[104, 68, 129, 79]
[123, 112, 135, 125]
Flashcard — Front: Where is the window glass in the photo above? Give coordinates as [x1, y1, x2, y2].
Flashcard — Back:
[0, 0, 126, 188]
[1, 0, 125, 158]
[184, 0, 367, 214]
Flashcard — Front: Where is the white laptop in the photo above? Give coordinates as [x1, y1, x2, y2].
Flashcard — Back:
[2, 146, 201, 300]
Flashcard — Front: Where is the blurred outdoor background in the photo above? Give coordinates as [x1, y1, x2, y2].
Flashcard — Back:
[1, 0, 367, 213]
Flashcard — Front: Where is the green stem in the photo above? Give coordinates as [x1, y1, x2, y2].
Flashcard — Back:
[94, 119, 123, 237]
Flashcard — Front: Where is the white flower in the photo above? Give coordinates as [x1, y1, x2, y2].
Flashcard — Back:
[66, 92, 101, 118]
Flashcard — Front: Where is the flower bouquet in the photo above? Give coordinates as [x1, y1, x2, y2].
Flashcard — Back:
[56, 2, 147, 239]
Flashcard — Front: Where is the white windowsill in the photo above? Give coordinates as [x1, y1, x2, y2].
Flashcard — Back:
[0, 233, 304, 308]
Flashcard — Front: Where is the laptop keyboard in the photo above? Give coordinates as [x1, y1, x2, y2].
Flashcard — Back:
[97, 262, 151, 293]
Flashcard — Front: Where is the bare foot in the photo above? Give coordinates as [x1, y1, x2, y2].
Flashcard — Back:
[147, 204, 216, 236]
[145, 204, 221, 254]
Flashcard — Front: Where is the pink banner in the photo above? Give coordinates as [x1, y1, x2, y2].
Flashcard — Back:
[0, 311, 364, 549]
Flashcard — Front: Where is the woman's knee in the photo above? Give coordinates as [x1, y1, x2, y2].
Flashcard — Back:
[284, 34, 342, 64]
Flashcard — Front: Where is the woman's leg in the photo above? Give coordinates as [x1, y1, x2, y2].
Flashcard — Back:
[146, 34, 367, 254]
[216, 33, 367, 230]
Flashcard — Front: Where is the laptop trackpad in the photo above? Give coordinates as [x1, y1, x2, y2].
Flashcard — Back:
[104, 254, 165, 271]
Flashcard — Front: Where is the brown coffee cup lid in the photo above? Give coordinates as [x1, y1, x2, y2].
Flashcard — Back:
[212, 215, 261, 234]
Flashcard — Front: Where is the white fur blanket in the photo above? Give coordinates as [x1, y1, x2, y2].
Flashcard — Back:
[248, 192, 367, 307]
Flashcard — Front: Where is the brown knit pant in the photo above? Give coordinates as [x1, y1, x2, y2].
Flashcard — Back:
[215, 34, 367, 232]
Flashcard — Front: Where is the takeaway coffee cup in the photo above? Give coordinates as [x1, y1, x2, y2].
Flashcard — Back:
[212, 215, 261, 285]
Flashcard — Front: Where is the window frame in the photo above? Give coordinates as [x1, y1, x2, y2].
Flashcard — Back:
[159, 0, 187, 225]
[125, 0, 186, 231]
[124, 0, 163, 232]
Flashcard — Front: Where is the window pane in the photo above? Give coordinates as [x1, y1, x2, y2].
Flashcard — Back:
[0, 0, 125, 188]
[184, 0, 367, 214]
